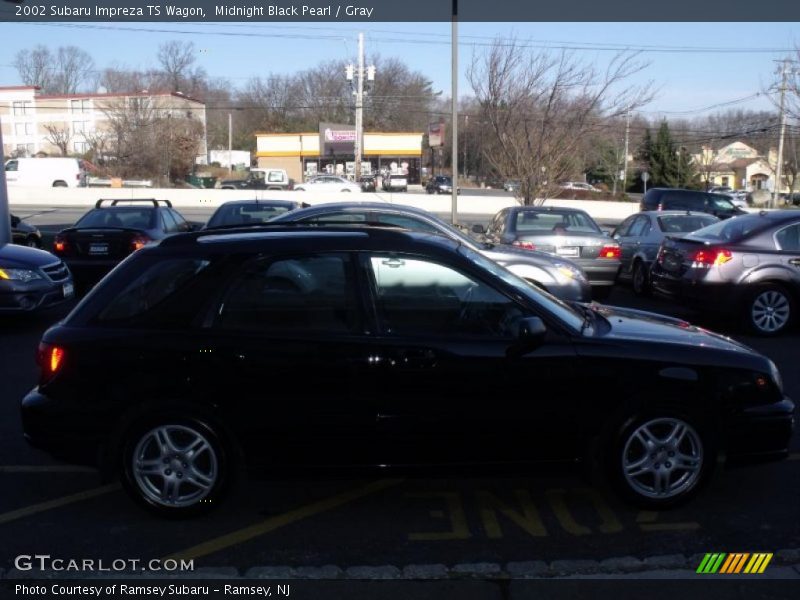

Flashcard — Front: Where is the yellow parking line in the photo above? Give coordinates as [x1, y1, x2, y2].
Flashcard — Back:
[0, 484, 119, 526]
[165, 479, 403, 562]
[0, 465, 96, 473]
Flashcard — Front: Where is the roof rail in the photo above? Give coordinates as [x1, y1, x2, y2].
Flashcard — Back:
[95, 198, 173, 208]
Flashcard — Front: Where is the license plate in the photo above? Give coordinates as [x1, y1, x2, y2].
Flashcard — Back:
[556, 246, 579, 257]
[89, 243, 108, 255]
[63, 282, 74, 298]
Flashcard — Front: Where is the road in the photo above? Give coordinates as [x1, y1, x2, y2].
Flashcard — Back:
[0, 283, 797, 580]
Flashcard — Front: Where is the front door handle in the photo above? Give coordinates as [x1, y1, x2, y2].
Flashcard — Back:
[790, 258, 800, 266]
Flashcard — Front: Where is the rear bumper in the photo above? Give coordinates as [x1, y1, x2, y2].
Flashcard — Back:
[62, 259, 120, 284]
[651, 274, 741, 313]
[725, 397, 795, 465]
[578, 260, 620, 286]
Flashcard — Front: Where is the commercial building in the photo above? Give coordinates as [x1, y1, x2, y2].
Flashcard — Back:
[694, 141, 795, 193]
[0, 85, 207, 159]
[255, 129, 424, 183]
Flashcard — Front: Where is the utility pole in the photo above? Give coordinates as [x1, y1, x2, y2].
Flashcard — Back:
[228, 112, 233, 173]
[772, 59, 794, 208]
[354, 32, 364, 181]
[348, 34, 374, 181]
[463, 114, 468, 179]
[622, 109, 631, 195]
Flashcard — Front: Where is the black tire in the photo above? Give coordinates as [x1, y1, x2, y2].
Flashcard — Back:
[606, 410, 715, 509]
[631, 260, 651, 297]
[25, 235, 41, 248]
[426, 188, 434, 195]
[341, 189, 351, 193]
[120, 416, 231, 518]
[294, 187, 305, 192]
[52, 181, 68, 187]
[745, 283, 794, 336]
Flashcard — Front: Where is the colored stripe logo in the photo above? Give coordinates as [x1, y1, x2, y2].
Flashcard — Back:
[697, 553, 773, 574]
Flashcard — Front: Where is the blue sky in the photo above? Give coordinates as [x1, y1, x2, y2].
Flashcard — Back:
[0, 21, 797, 117]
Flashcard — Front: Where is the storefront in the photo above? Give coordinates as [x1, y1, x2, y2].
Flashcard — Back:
[255, 129, 424, 183]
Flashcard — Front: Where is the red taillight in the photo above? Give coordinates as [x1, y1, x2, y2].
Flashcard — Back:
[692, 248, 732, 266]
[53, 235, 66, 253]
[130, 234, 151, 251]
[37, 343, 65, 381]
[513, 240, 536, 250]
[598, 245, 621, 259]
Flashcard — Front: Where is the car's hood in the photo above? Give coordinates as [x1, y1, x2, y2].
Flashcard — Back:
[589, 303, 756, 355]
[0, 243, 61, 268]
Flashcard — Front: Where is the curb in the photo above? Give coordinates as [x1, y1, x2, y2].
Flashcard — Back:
[3, 549, 799, 580]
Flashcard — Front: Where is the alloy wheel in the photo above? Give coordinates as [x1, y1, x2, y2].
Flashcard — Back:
[131, 424, 218, 508]
[621, 417, 703, 500]
[751, 290, 790, 333]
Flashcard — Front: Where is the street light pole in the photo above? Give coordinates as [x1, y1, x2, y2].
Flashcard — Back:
[228, 112, 233, 173]
[450, 0, 458, 225]
[0, 122, 11, 246]
[354, 32, 364, 181]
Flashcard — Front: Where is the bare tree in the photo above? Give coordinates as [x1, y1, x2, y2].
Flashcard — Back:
[51, 46, 95, 94]
[157, 41, 203, 94]
[13, 45, 53, 91]
[43, 124, 72, 156]
[468, 39, 653, 204]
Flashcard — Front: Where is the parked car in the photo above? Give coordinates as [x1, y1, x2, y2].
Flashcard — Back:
[204, 200, 309, 229]
[294, 175, 362, 193]
[477, 206, 621, 299]
[708, 186, 733, 194]
[640, 188, 746, 220]
[0, 243, 73, 312]
[4, 157, 87, 188]
[650, 211, 800, 335]
[382, 173, 408, 193]
[217, 168, 293, 191]
[271, 202, 591, 302]
[21, 225, 793, 516]
[425, 176, 460, 195]
[504, 180, 521, 193]
[53, 199, 197, 287]
[10, 214, 43, 248]
[613, 211, 719, 295]
[726, 190, 749, 209]
[359, 175, 377, 192]
[560, 181, 600, 192]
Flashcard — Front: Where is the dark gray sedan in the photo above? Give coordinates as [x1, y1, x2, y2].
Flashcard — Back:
[613, 211, 719, 295]
[271, 202, 591, 302]
[479, 206, 620, 299]
[205, 199, 308, 229]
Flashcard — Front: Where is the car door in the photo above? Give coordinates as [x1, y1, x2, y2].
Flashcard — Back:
[196, 251, 378, 466]
[358, 252, 581, 465]
[775, 223, 800, 289]
[613, 215, 639, 276]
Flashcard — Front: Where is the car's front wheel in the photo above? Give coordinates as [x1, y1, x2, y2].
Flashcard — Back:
[121, 418, 229, 517]
[25, 235, 41, 248]
[746, 284, 794, 336]
[608, 413, 714, 509]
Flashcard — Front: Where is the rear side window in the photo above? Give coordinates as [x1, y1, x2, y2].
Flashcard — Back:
[96, 259, 212, 324]
[217, 254, 359, 334]
[376, 214, 439, 232]
[775, 224, 800, 251]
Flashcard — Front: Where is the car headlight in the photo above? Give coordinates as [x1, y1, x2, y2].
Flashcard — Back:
[0, 268, 43, 282]
[554, 262, 587, 283]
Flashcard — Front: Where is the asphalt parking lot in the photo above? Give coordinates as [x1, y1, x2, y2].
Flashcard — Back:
[0, 280, 798, 578]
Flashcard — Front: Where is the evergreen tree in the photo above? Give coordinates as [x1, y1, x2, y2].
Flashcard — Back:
[649, 121, 696, 188]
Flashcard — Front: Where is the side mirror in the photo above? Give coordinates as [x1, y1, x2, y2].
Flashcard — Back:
[472, 224, 486, 234]
[518, 316, 547, 340]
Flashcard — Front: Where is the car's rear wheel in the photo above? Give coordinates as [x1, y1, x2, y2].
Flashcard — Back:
[631, 260, 651, 296]
[294, 187, 305, 192]
[746, 284, 794, 336]
[341, 189, 351, 192]
[608, 413, 714, 509]
[121, 418, 229, 517]
[52, 181, 67, 187]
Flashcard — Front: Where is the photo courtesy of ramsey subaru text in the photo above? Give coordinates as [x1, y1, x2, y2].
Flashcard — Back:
[21, 225, 794, 517]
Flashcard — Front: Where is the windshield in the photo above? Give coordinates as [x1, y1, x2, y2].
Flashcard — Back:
[687, 214, 766, 242]
[457, 245, 583, 331]
[76, 208, 154, 229]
